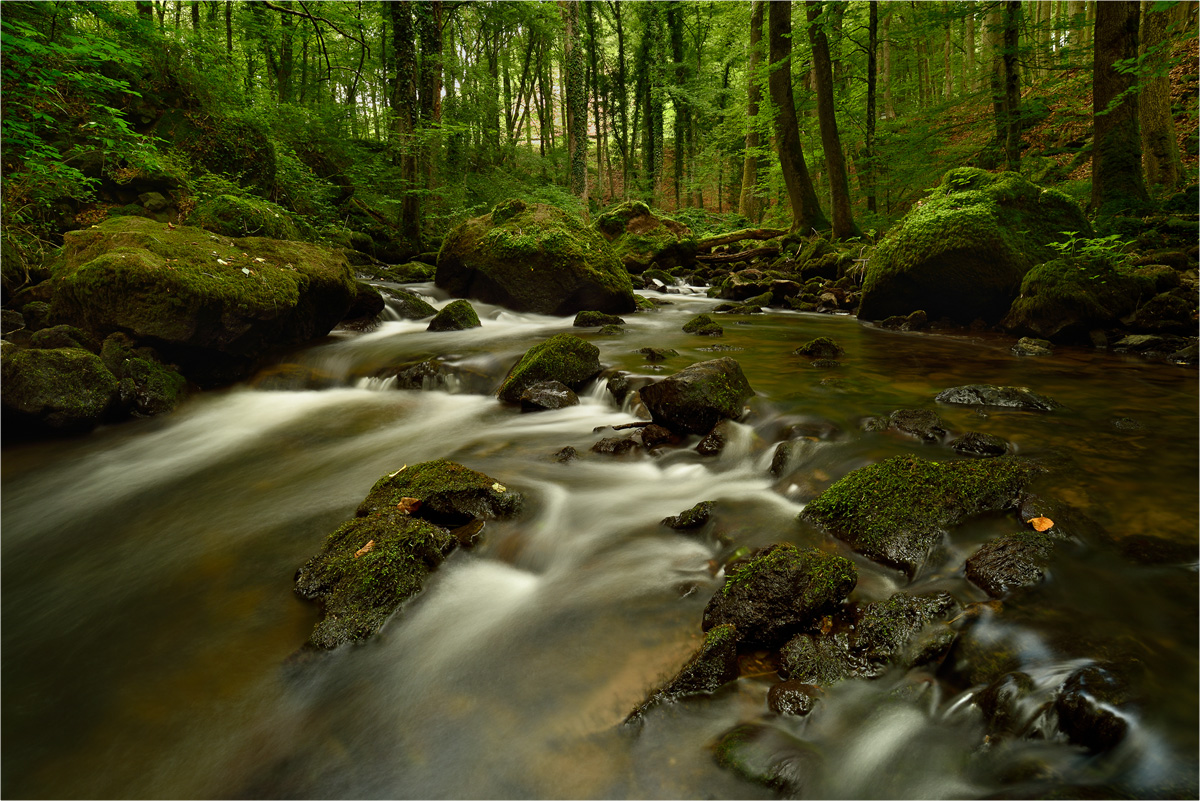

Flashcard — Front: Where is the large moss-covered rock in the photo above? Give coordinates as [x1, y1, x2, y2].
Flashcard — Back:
[638, 357, 755, 435]
[189, 194, 305, 241]
[436, 199, 636, 315]
[496, 333, 602, 404]
[801, 455, 1042, 577]
[859, 169, 1092, 324]
[1000, 255, 1157, 342]
[1, 347, 119, 432]
[295, 460, 523, 649]
[702, 543, 857, 646]
[48, 216, 357, 383]
[426, 299, 481, 332]
[594, 200, 696, 273]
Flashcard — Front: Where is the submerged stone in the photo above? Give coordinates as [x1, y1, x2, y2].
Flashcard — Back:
[949, 431, 1011, 458]
[682, 314, 723, 336]
[793, 337, 844, 359]
[801, 455, 1041, 577]
[888, 408, 948, 443]
[661, 500, 715, 530]
[935, 384, 1061, 411]
[965, 530, 1057, 598]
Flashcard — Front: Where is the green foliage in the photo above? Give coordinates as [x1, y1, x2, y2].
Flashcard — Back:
[1047, 231, 1135, 266]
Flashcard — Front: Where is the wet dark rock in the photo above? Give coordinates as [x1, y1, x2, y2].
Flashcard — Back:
[638, 347, 678, 362]
[639, 357, 755, 435]
[711, 722, 823, 796]
[662, 500, 715, 530]
[779, 632, 866, 684]
[1, 309, 24, 336]
[935, 384, 1061, 411]
[1054, 663, 1138, 753]
[950, 431, 1011, 457]
[99, 332, 188, 416]
[388, 358, 492, 394]
[343, 281, 385, 322]
[19, 301, 52, 331]
[573, 310, 625, 327]
[296, 460, 523, 649]
[793, 336, 844, 359]
[801, 455, 1041, 577]
[1122, 290, 1195, 335]
[625, 624, 740, 725]
[879, 310, 929, 331]
[781, 418, 842, 441]
[696, 420, 734, 456]
[769, 441, 799, 477]
[698, 343, 743, 352]
[1012, 337, 1053, 356]
[426, 298, 481, 332]
[974, 671, 1039, 738]
[518, 380, 579, 412]
[852, 592, 960, 665]
[497, 333, 602, 404]
[378, 286, 437, 319]
[591, 435, 640, 456]
[889, 408, 949, 443]
[967, 531, 1057, 598]
[767, 681, 822, 717]
[682, 314, 724, 336]
[702, 543, 857, 646]
[551, 446, 578, 463]
[639, 423, 677, 450]
[1111, 416, 1144, 431]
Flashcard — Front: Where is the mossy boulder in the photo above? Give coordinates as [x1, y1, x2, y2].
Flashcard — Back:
[1, 347, 119, 432]
[48, 216, 357, 384]
[100, 332, 188, 417]
[426, 299, 481, 332]
[801, 455, 1042, 577]
[496, 333, 602, 404]
[437, 199, 636, 315]
[573, 310, 625, 327]
[859, 168, 1092, 324]
[702, 543, 857, 646]
[1000, 255, 1156, 342]
[793, 337, 844, 359]
[594, 200, 696, 273]
[682, 314, 723, 336]
[189, 194, 304, 241]
[295, 460, 523, 650]
[378, 286, 437, 319]
[638, 357, 755, 435]
[368, 261, 437, 283]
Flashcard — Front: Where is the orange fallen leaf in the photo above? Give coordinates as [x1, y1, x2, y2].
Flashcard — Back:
[1029, 516, 1054, 532]
[354, 540, 375, 558]
[819, 615, 833, 635]
[397, 497, 422, 514]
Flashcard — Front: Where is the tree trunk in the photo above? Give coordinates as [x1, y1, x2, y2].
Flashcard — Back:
[1003, 1, 1022, 171]
[562, 1, 588, 202]
[610, 1, 630, 198]
[943, 1, 953, 99]
[738, 0, 767, 222]
[986, 8, 1006, 156]
[585, 3, 604, 202]
[806, 1, 860, 239]
[417, 1, 443, 212]
[668, 1, 685, 209]
[965, 4, 977, 92]
[882, 9, 895, 117]
[1139, 0, 1183, 190]
[866, 0, 878, 214]
[768, 0, 828, 233]
[1090, 0, 1150, 213]
[390, 1, 420, 244]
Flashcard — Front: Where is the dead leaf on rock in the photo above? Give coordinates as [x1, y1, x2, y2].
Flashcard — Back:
[1029, 516, 1054, 532]
[397, 497, 422, 514]
[819, 615, 833, 635]
[354, 540, 375, 558]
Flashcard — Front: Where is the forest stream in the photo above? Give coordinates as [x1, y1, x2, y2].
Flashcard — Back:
[2, 286, 1197, 799]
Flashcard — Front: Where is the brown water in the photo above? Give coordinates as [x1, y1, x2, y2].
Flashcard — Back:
[2, 287, 1197, 799]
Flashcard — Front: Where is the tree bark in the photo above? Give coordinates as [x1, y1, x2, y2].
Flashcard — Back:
[882, 8, 895, 118]
[1090, 0, 1150, 212]
[390, 1, 420, 244]
[417, 1, 443, 212]
[768, 0, 828, 233]
[866, 0, 878, 214]
[562, 0, 588, 202]
[1002, 1, 1022, 171]
[965, 4, 977, 92]
[1139, 0, 1183, 190]
[738, 0, 766, 222]
[943, 1, 953, 99]
[806, 0, 860, 239]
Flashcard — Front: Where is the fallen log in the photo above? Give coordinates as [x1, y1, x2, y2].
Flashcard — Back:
[694, 246, 780, 263]
[695, 228, 786, 252]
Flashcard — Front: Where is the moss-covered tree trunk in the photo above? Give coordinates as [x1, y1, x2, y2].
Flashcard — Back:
[390, 1, 420, 245]
[768, 0, 828, 233]
[417, 1, 443, 221]
[1139, 0, 1183, 191]
[562, 0, 588, 203]
[865, 0, 878, 214]
[1002, 1, 1022, 172]
[610, 1, 630, 198]
[806, 0, 860, 240]
[1090, 0, 1150, 214]
[738, 0, 766, 222]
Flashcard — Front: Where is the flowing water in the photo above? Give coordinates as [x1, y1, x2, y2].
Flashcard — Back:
[2, 286, 1197, 799]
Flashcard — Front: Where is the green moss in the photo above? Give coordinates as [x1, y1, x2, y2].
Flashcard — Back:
[802, 455, 1040, 574]
[573, 310, 625, 327]
[722, 543, 855, 607]
[370, 261, 437, 283]
[683, 314, 723, 336]
[189, 194, 306, 240]
[496, 333, 602, 403]
[1, 347, 118, 429]
[794, 337, 844, 358]
[426, 298, 481, 332]
[357, 458, 521, 521]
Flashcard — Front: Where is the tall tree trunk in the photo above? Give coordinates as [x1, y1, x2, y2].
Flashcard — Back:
[866, 0, 878, 214]
[943, 1, 953, 99]
[965, 4, 977, 92]
[738, 0, 766, 222]
[390, 2, 420, 244]
[610, 1, 630, 198]
[1091, 1, 1150, 212]
[806, 1, 859, 239]
[882, 9, 895, 117]
[768, 0, 828, 233]
[225, 0, 232, 56]
[562, 1, 588, 202]
[417, 1, 443, 212]
[1139, 0, 1183, 190]
[279, 3, 293, 103]
[585, 3, 604, 202]
[667, 1, 686, 209]
[986, 8, 1006, 157]
[1002, 1, 1022, 170]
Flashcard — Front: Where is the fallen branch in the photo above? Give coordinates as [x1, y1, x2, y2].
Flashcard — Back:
[694, 246, 780, 263]
[695, 227, 786, 252]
